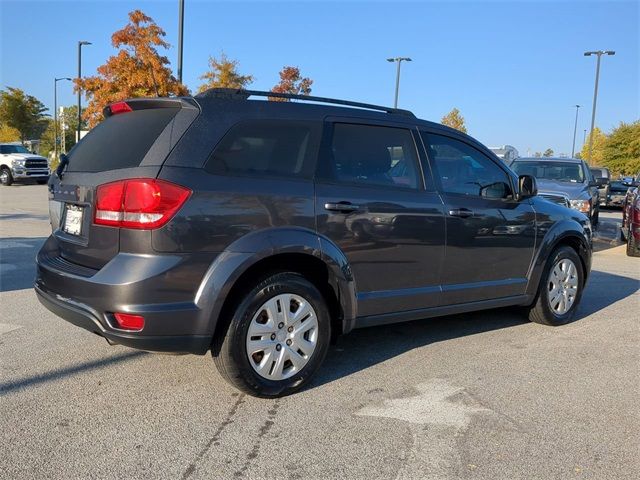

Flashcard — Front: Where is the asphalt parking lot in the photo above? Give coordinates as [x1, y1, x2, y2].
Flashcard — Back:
[1, 184, 638, 480]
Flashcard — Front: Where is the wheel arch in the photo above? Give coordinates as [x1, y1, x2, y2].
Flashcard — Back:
[195, 227, 357, 353]
[526, 221, 592, 298]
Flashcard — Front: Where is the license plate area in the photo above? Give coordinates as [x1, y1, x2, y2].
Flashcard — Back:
[63, 204, 84, 236]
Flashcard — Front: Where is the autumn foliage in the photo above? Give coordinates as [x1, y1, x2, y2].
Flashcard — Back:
[270, 66, 313, 101]
[441, 108, 467, 134]
[75, 10, 188, 127]
[198, 54, 254, 93]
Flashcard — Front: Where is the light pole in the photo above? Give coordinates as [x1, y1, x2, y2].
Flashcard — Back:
[77, 40, 92, 141]
[583, 129, 587, 145]
[571, 104, 581, 158]
[387, 57, 411, 108]
[584, 50, 615, 162]
[177, 0, 184, 83]
[54, 77, 71, 162]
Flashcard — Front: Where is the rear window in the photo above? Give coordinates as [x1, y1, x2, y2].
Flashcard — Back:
[67, 108, 178, 172]
[205, 120, 320, 179]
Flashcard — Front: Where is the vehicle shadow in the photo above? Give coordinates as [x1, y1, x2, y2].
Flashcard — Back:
[310, 269, 639, 390]
[0, 237, 48, 292]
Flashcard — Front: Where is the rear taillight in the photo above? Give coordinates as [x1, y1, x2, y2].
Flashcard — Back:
[95, 179, 191, 229]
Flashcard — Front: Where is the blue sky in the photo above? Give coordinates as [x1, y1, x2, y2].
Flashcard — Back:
[1, 0, 638, 155]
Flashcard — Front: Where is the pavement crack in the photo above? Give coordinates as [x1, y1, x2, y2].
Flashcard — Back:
[181, 393, 245, 480]
[233, 399, 281, 478]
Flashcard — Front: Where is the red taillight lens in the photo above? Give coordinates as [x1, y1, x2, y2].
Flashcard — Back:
[95, 179, 191, 229]
[113, 313, 144, 331]
[110, 101, 132, 115]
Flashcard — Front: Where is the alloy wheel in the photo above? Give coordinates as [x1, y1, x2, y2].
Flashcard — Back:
[547, 258, 579, 315]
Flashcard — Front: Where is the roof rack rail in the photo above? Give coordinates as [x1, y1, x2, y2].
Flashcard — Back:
[195, 88, 415, 117]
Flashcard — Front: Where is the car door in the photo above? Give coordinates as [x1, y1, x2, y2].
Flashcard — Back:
[315, 121, 446, 317]
[419, 130, 536, 304]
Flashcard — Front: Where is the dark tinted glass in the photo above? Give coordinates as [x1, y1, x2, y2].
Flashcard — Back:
[67, 108, 178, 172]
[0, 145, 30, 154]
[327, 123, 420, 189]
[425, 133, 511, 198]
[206, 120, 319, 178]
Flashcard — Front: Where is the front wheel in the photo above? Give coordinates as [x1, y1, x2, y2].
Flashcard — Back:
[212, 272, 331, 397]
[0, 167, 13, 186]
[528, 246, 584, 326]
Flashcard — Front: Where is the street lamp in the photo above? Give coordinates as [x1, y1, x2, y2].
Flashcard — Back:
[571, 105, 581, 158]
[387, 57, 412, 108]
[584, 50, 615, 162]
[54, 77, 72, 161]
[77, 40, 92, 141]
[177, 0, 185, 83]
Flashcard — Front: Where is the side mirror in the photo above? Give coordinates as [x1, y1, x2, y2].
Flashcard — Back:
[517, 175, 537, 200]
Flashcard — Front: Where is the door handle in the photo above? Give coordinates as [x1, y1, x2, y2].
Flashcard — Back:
[448, 208, 474, 218]
[324, 202, 360, 213]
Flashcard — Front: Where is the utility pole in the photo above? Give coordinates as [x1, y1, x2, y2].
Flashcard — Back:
[584, 50, 615, 161]
[386, 57, 412, 108]
[54, 77, 71, 162]
[571, 104, 581, 158]
[77, 41, 92, 141]
[177, 0, 185, 83]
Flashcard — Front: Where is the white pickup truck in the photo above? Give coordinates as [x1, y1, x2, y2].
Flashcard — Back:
[0, 143, 50, 186]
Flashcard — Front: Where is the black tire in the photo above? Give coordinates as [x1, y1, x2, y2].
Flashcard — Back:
[36, 179, 48, 185]
[0, 167, 13, 186]
[212, 272, 331, 397]
[627, 230, 640, 257]
[527, 246, 584, 326]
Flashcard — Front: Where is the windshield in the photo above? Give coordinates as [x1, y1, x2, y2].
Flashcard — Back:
[511, 161, 585, 183]
[0, 145, 30, 154]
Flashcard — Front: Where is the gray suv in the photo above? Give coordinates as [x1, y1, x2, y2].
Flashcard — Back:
[511, 157, 601, 225]
[36, 90, 592, 397]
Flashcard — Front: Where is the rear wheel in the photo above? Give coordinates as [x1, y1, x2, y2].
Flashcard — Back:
[212, 272, 331, 397]
[0, 167, 13, 186]
[528, 246, 584, 326]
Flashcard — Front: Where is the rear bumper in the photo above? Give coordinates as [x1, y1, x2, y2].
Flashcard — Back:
[35, 235, 217, 354]
[35, 285, 210, 354]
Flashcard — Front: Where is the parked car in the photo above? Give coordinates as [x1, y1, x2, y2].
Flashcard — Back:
[590, 167, 611, 206]
[0, 143, 50, 185]
[510, 157, 601, 225]
[36, 90, 593, 397]
[621, 186, 639, 256]
[607, 180, 632, 208]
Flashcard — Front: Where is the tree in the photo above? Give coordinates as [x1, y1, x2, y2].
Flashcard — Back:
[580, 127, 607, 165]
[197, 53, 254, 93]
[0, 87, 48, 144]
[601, 121, 640, 175]
[76, 10, 188, 128]
[441, 108, 467, 133]
[270, 66, 313, 101]
[543, 148, 554, 157]
[534, 152, 542, 158]
[0, 124, 20, 143]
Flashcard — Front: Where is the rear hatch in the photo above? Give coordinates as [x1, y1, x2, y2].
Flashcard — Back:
[48, 98, 199, 269]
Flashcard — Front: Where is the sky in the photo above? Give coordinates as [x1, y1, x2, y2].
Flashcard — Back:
[1, 0, 638, 155]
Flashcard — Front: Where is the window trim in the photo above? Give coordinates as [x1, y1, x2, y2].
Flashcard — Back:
[418, 129, 517, 200]
[315, 120, 426, 192]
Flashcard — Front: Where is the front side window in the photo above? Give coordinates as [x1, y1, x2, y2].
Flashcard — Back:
[424, 133, 512, 198]
[326, 123, 420, 189]
[206, 120, 319, 178]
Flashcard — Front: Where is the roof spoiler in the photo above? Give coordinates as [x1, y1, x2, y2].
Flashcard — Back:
[195, 88, 415, 117]
[103, 97, 199, 118]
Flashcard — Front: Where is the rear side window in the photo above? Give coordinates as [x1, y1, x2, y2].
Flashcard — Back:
[68, 108, 178, 172]
[324, 123, 420, 189]
[205, 120, 320, 179]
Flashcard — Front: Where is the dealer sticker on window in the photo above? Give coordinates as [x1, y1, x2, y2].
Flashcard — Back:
[63, 204, 84, 236]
